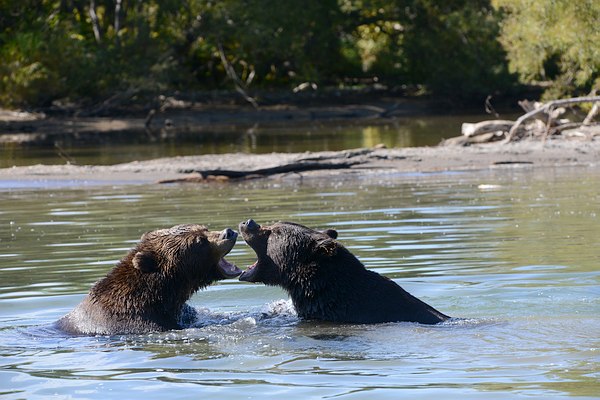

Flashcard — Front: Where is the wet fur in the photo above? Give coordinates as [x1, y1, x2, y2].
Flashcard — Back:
[56, 224, 234, 335]
[240, 221, 450, 324]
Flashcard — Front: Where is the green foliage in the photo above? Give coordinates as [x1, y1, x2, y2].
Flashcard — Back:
[493, 0, 600, 99]
[340, 0, 513, 97]
[402, 0, 513, 96]
[0, 0, 188, 106]
[183, 0, 347, 87]
[2, 0, 592, 108]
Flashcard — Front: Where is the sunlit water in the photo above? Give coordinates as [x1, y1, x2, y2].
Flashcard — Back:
[1, 168, 599, 399]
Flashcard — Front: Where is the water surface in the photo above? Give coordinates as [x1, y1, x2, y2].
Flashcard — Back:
[1, 114, 485, 167]
[1, 168, 599, 399]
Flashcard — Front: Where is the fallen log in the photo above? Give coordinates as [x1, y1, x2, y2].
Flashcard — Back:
[180, 160, 362, 179]
[159, 147, 377, 183]
[159, 151, 370, 183]
[461, 120, 515, 137]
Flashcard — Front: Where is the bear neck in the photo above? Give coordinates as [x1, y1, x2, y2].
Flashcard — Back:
[285, 247, 450, 325]
[88, 255, 195, 321]
[286, 247, 366, 321]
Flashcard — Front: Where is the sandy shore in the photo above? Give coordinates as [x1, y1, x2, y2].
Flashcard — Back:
[2, 139, 599, 188]
[4, 97, 598, 188]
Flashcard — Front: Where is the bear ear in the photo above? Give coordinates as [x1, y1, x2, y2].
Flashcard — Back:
[140, 230, 152, 240]
[322, 229, 338, 239]
[132, 251, 159, 273]
[315, 238, 337, 257]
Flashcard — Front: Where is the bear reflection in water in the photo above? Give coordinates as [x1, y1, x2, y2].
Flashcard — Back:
[239, 219, 450, 325]
[56, 224, 241, 335]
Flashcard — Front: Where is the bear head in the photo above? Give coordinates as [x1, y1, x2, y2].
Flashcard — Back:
[238, 219, 339, 291]
[85, 224, 241, 328]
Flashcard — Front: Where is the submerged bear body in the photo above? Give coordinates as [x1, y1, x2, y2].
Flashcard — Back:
[239, 220, 449, 325]
[56, 224, 241, 335]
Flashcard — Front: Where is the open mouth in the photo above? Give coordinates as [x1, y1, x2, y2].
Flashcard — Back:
[217, 257, 242, 278]
[239, 260, 258, 282]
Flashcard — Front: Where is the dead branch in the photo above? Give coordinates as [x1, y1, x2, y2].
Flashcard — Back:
[461, 120, 514, 137]
[547, 122, 583, 136]
[76, 87, 140, 117]
[485, 95, 499, 118]
[217, 43, 259, 109]
[504, 96, 600, 143]
[144, 109, 156, 128]
[158, 149, 375, 183]
[299, 148, 374, 161]
[179, 160, 361, 180]
[442, 96, 600, 146]
[518, 99, 540, 113]
[583, 102, 599, 125]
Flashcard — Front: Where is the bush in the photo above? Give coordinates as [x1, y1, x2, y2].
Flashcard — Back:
[493, 0, 600, 99]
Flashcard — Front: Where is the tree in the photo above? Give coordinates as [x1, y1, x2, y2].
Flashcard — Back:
[9, 0, 588, 109]
[493, 0, 600, 99]
[0, 0, 190, 107]
[338, 0, 515, 99]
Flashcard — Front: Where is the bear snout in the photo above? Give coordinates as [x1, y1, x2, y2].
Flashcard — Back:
[220, 228, 237, 240]
[240, 219, 260, 232]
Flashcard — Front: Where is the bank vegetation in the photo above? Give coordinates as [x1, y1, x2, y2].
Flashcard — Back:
[1, 1, 598, 113]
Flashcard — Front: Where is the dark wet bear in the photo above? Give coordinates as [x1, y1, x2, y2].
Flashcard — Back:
[56, 224, 241, 335]
[239, 220, 449, 324]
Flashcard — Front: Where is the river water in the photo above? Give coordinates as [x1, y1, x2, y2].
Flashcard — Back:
[1, 167, 598, 399]
[0, 115, 479, 167]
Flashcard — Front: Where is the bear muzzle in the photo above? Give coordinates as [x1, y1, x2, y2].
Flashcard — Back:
[220, 228, 238, 240]
[239, 219, 259, 233]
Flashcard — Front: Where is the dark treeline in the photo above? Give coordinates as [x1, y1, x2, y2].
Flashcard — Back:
[0, 0, 598, 109]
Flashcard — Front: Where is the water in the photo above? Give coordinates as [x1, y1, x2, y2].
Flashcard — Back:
[0, 115, 483, 167]
[1, 168, 599, 399]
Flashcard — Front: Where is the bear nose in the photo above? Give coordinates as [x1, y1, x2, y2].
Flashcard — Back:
[220, 228, 237, 240]
[244, 219, 259, 231]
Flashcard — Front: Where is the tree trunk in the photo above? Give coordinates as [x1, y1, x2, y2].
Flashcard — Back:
[89, 0, 102, 44]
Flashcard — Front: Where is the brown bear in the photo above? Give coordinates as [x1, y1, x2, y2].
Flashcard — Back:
[56, 224, 241, 335]
[239, 219, 450, 324]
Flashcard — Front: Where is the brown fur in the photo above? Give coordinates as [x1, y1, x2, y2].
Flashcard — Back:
[239, 220, 450, 324]
[56, 224, 240, 335]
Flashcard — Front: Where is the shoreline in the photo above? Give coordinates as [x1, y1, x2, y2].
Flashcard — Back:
[2, 140, 598, 189]
[0, 98, 435, 144]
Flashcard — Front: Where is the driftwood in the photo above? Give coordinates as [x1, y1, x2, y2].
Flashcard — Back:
[158, 150, 373, 183]
[461, 120, 515, 137]
[442, 96, 600, 146]
[583, 102, 600, 126]
[159, 161, 360, 183]
[182, 160, 361, 179]
[504, 96, 600, 143]
[76, 87, 140, 117]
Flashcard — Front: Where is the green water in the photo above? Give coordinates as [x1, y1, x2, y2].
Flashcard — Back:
[0, 167, 599, 399]
[0, 115, 481, 167]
